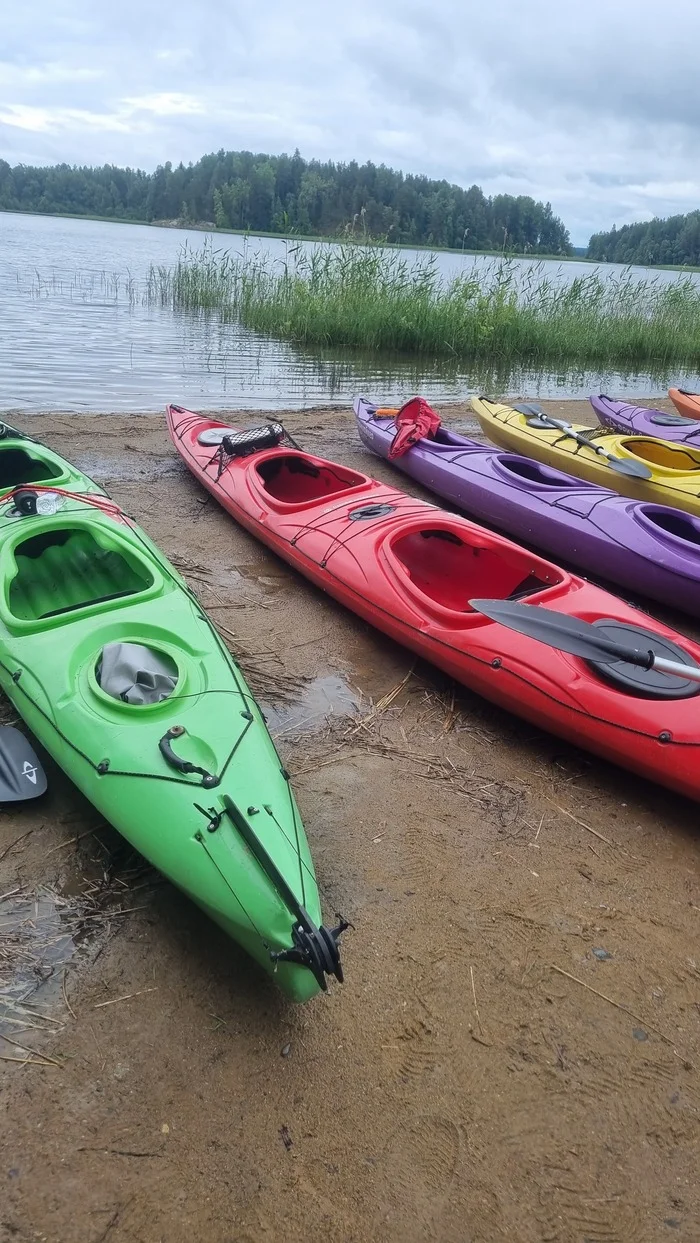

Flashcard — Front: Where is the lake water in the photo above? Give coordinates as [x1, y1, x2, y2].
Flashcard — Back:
[1, 210, 699, 413]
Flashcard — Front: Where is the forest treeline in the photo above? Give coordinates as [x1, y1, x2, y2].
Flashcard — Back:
[0, 149, 572, 254]
[588, 211, 700, 266]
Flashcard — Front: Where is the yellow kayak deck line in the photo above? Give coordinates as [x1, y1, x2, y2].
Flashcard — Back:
[471, 397, 700, 518]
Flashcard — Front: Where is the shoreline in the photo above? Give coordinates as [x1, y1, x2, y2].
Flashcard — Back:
[0, 395, 676, 422]
[0, 207, 581, 263]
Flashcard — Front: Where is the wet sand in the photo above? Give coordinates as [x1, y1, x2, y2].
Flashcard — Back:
[1, 398, 699, 1243]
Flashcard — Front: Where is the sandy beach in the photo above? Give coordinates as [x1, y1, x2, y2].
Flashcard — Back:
[1, 396, 699, 1243]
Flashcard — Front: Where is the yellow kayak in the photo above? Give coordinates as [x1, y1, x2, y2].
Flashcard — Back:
[471, 397, 700, 517]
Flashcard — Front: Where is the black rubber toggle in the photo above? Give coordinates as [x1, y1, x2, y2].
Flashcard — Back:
[12, 489, 40, 516]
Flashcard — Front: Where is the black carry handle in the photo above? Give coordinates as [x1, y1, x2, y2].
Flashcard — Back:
[158, 726, 220, 788]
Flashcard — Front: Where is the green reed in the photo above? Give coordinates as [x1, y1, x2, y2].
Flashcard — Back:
[148, 240, 700, 366]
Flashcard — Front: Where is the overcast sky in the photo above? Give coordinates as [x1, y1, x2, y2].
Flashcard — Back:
[1, 0, 699, 244]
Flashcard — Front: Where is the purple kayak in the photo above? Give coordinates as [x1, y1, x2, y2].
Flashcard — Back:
[353, 396, 700, 618]
[591, 394, 700, 445]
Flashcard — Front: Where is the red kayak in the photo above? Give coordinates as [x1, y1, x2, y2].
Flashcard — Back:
[167, 405, 700, 802]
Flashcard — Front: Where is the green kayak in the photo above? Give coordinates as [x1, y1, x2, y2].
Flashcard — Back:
[0, 482, 345, 1001]
[0, 419, 104, 497]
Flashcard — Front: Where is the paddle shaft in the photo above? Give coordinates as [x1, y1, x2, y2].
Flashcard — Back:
[536, 413, 619, 460]
[648, 655, 700, 683]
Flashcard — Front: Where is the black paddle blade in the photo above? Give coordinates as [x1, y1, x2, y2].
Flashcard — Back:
[0, 727, 47, 800]
[607, 455, 653, 479]
[468, 600, 654, 668]
[513, 402, 545, 415]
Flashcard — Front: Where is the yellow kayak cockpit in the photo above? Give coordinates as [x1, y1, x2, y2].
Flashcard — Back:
[622, 439, 700, 473]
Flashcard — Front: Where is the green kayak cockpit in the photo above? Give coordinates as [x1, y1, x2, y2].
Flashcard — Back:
[2, 521, 157, 626]
[0, 442, 86, 495]
[0, 446, 65, 490]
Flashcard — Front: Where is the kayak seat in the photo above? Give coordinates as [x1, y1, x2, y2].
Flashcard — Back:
[8, 528, 153, 621]
[391, 529, 559, 611]
[623, 439, 700, 472]
[0, 448, 63, 490]
[256, 455, 367, 504]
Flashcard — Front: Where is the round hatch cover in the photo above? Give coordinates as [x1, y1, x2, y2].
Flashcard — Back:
[197, 427, 237, 445]
[587, 620, 700, 699]
[348, 503, 396, 521]
[650, 412, 698, 427]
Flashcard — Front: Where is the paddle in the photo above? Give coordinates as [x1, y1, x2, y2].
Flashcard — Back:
[513, 403, 652, 479]
[0, 727, 48, 800]
[469, 598, 700, 684]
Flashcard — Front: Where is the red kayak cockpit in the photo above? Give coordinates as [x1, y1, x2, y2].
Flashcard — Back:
[382, 521, 565, 618]
[253, 452, 374, 509]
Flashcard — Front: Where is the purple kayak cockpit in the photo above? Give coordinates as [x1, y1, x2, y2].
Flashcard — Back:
[491, 454, 600, 491]
[633, 504, 700, 549]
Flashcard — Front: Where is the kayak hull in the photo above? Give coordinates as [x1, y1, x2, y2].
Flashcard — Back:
[353, 398, 700, 618]
[0, 484, 329, 1002]
[591, 395, 700, 446]
[167, 404, 700, 803]
[472, 397, 700, 517]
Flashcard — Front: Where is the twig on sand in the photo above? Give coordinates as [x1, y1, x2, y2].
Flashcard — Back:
[0, 1031, 61, 1066]
[0, 1052, 53, 1066]
[469, 964, 492, 1044]
[46, 826, 104, 855]
[443, 686, 456, 733]
[291, 751, 365, 778]
[470, 964, 483, 1033]
[550, 964, 672, 1044]
[346, 665, 415, 736]
[62, 969, 77, 1020]
[94, 986, 158, 1009]
[0, 829, 34, 866]
[552, 803, 614, 846]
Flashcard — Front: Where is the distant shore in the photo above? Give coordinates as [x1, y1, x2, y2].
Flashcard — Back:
[0, 206, 585, 265]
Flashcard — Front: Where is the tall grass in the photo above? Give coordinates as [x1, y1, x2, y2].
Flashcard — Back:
[150, 240, 700, 366]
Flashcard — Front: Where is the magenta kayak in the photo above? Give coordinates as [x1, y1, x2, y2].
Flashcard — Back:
[591, 394, 700, 445]
[354, 396, 700, 618]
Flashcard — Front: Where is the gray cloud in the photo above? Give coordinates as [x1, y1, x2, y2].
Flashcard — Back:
[2, 0, 700, 242]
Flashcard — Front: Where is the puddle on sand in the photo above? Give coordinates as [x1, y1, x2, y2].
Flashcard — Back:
[0, 855, 157, 1045]
[0, 887, 82, 1042]
[234, 562, 291, 592]
[262, 674, 361, 736]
